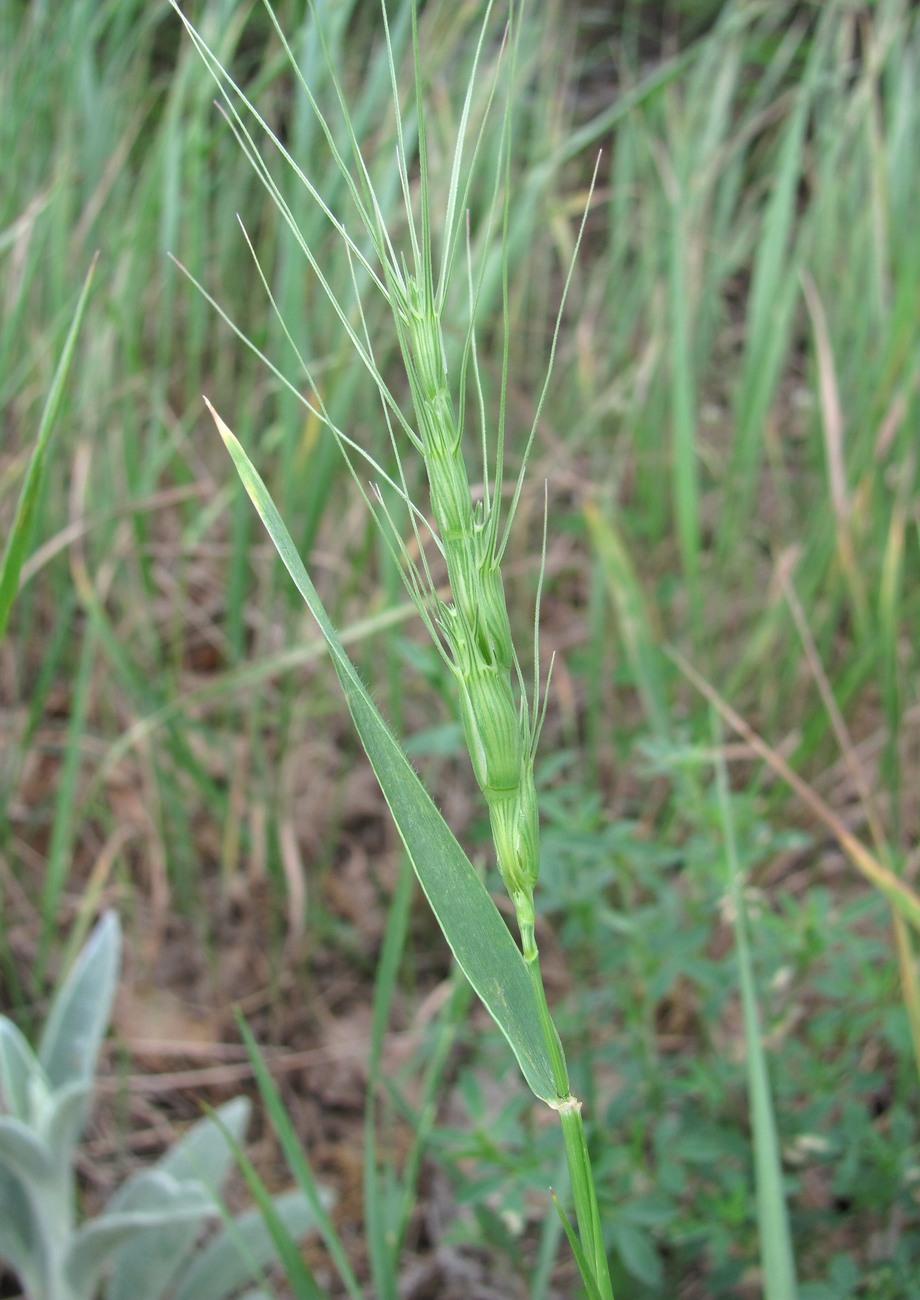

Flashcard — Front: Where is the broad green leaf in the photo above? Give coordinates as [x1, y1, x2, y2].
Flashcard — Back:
[0, 254, 98, 645]
[212, 409, 559, 1105]
[39, 911, 120, 1098]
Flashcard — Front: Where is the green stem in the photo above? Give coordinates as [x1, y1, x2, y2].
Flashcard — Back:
[524, 937, 614, 1300]
[559, 1101, 613, 1300]
[523, 932, 569, 1099]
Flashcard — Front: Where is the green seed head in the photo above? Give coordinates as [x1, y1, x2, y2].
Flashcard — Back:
[439, 523, 514, 671]
[443, 543, 486, 649]
[488, 762, 539, 899]
[453, 657, 522, 796]
[473, 555, 514, 671]
[512, 761, 540, 891]
[418, 389, 460, 460]
[404, 276, 446, 401]
[428, 443, 473, 541]
[444, 607, 520, 782]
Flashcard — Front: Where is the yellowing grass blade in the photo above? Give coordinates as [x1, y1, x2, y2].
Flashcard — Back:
[668, 645, 920, 936]
[209, 404, 560, 1105]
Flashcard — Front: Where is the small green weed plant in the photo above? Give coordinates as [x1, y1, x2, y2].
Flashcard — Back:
[0, 912, 317, 1300]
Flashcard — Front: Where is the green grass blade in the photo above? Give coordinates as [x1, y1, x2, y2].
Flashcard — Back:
[712, 711, 797, 1300]
[211, 405, 559, 1105]
[725, 10, 830, 540]
[364, 854, 413, 1300]
[549, 1190, 604, 1300]
[0, 253, 97, 645]
[666, 192, 702, 635]
[235, 1014, 363, 1300]
[201, 1106, 324, 1300]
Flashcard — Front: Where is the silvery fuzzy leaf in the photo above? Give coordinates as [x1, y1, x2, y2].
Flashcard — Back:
[0, 1114, 53, 1184]
[155, 1096, 250, 1185]
[0, 1163, 39, 1287]
[105, 1099, 251, 1300]
[103, 1167, 214, 1214]
[171, 1190, 319, 1300]
[104, 1101, 250, 1215]
[0, 1018, 43, 1121]
[38, 911, 120, 1095]
[45, 1080, 93, 1168]
[65, 1177, 216, 1298]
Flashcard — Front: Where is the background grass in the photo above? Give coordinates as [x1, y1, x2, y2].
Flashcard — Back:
[2, 0, 919, 1295]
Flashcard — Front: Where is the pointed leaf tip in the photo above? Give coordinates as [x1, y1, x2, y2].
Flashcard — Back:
[203, 398, 233, 446]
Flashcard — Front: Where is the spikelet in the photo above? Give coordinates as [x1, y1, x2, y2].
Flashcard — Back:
[399, 274, 539, 936]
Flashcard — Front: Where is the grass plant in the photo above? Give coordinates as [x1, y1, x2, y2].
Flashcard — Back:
[178, 0, 615, 1281]
[2, 0, 919, 1293]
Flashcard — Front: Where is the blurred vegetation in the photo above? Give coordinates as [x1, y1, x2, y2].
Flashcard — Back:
[2, 0, 919, 1295]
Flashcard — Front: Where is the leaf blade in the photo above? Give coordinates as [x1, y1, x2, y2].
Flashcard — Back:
[38, 911, 121, 1099]
[211, 407, 558, 1104]
[0, 254, 98, 645]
